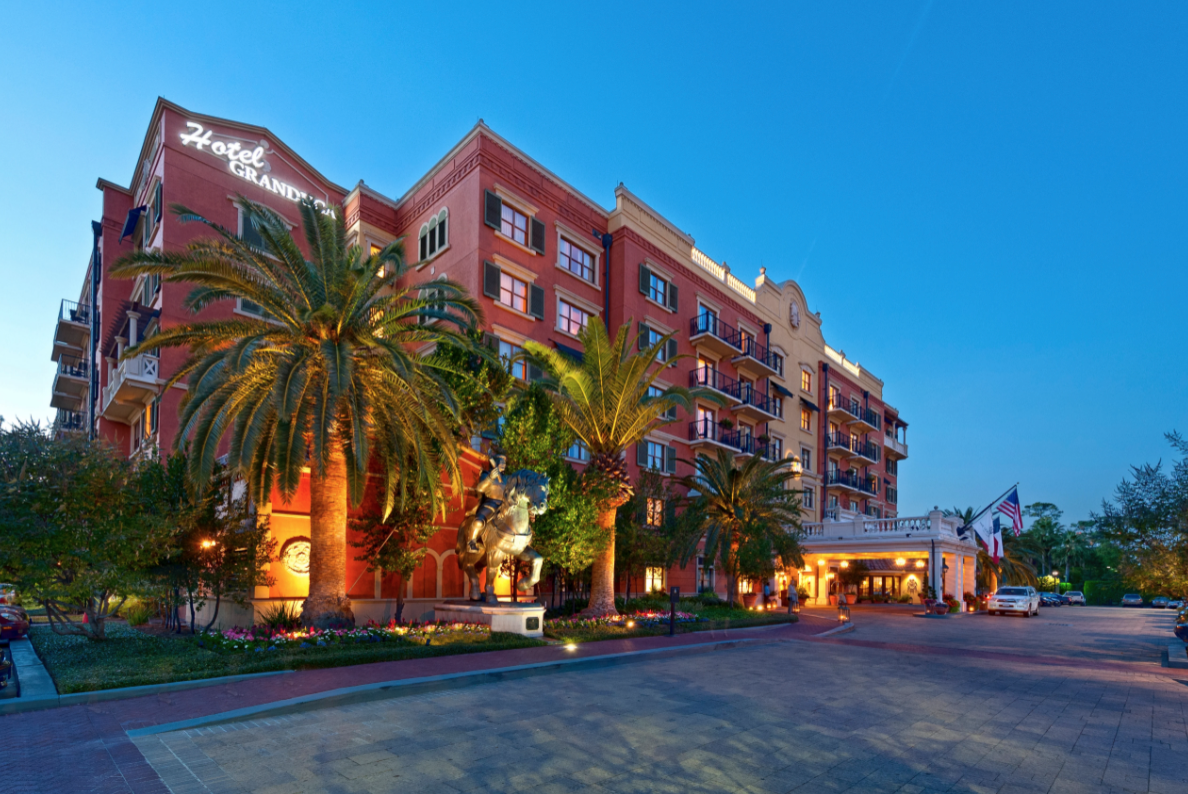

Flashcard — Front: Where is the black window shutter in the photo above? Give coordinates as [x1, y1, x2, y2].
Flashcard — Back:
[529, 217, 546, 255]
[667, 338, 678, 364]
[438, 216, 447, 248]
[484, 190, 502, 229]
[637, 322, 650, 351]
[668, 282, 678, 312]
[638, 263, 650, 295]
[527, 363, 543, 382]
[482, 332, 499, 350]
[419, 232, 428, 261]
[636, 443, 648, 467]
[666, 404, 678, 420]
[529, 284, 546, 320]
[666, 446, 677, 473]
[482, 261, 501, 299]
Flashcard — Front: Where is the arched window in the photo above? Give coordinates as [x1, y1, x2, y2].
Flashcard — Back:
[419, 208, 449, 261]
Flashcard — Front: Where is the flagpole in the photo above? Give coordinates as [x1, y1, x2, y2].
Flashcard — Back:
[963, 482, 1020, 529]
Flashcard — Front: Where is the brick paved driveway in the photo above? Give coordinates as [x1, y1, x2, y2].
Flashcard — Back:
[132, 610, 1188, 794]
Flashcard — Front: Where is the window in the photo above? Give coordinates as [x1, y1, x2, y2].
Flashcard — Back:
[644, 566, 666, 594]
[418, 278, 448, 326]
[886, 458, 898, 476]
[419, 209, 448, 261]
[239, 298, 264, 316]
[802, 487, 815, 509]
[697, 556, 715, 593]
[559, 238, 594, 282]
[638, 264, 678, 311]
[768, 436, 783, 460]
[499, 340, 525, 380]
[239, 208, 266, 250]
[566, 439, 590, 462]
[647, 385, 678, 420]
[772, 395, 784, 418]
[829, 494, 839, 509]
[801, 448, 812, 471]
[637, 323, 677, 363]
[649, 272, 667, 306]
[801, 370, 812, 392]
[829, 386, 841, 410]
[149, 395, 160, 435]
[772, 353, 784, 377]
[849, 500, 859, 512]
[499, 272, 528, 313]
[801, 407, 812, 431]
[646, 498, 665, 527]
[637, 439, 675, 473]
[501, 204, 527, 246]
[558, 299, 590, 335]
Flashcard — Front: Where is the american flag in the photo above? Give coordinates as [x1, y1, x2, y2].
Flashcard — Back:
[994, 487, 1023, 535]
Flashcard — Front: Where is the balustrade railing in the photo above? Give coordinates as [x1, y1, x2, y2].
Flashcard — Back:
[689, 313, 742, 350]
[59, 299, 91, 325]
[690, 367, 740, 399]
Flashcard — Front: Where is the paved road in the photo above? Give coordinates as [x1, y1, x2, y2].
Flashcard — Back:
[132, 609, 1188, 794]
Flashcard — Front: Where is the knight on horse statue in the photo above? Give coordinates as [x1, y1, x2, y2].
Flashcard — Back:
[455, 456, 549, 602]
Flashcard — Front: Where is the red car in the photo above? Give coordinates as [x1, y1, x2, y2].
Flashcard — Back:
[0, 607, 29, 639]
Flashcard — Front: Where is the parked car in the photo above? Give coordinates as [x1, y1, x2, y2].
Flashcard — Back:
[0, 607, 29, 639]
[988, 586, 1040, 617]
[1066, 591, 1085, 605]
[1176, 609, 1188, 643]
[1168, 600, 1184, 610]
[1121, 593, 1144, 607]
[1152, 596, 1171, 609]
[1039, 592, 1063, 607]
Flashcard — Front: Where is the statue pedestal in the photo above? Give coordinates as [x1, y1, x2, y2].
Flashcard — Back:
[433, 600, 545, 638]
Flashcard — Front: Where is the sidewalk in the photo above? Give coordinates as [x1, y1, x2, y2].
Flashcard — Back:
[0, 619, 818, 794]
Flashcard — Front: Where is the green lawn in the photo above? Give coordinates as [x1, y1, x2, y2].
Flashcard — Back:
[545, 609, 798, 643]
[29, 623, 546, 694]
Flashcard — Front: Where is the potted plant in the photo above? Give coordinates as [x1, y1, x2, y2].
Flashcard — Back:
[718, 418, 734, 431]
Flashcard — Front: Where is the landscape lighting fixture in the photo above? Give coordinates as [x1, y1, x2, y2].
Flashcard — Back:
[915, 560, 925, 569]
[895, 557, 906, 566]
[565, 643, 577, 652]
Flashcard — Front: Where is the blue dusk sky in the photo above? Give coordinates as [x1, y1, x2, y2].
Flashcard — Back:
[0, 3, 1184, 524]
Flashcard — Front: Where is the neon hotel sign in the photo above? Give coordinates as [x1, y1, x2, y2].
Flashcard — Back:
[179, 122, 334, 214]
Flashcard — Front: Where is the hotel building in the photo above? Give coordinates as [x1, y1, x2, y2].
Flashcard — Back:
[49, 99, 949, 622]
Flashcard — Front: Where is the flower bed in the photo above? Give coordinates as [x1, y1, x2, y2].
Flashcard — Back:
[201, 620, 489, 653]
[544, 607, 795, 642]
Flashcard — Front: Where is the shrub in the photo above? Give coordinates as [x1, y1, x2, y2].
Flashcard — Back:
[259, 602, 302, 631]
[124, 601, 152, 627]
[896, 594, 913, 604]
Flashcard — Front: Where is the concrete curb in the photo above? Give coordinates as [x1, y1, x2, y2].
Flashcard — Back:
[0, 669, 294, 716]
[127, 636, 776, 737]
[814, 622, 856, 637]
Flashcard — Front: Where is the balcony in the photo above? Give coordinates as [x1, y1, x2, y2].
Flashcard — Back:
[689, 418, 741, 452]
[100, 354, 161, 424]
[851, 438, 880, 464]
[733, 383, 780, 422]
[826, 431, 856, 458]
[731, 337, 783, 379]
[850, 405, 881, 433]
[884, 434, 909, 460]
[826, 396, 860, 424]
[52, 299, 91, 362]
[55, 409, 86, 434]
[886, 486, 898, 505]
[825, 469, 878, 497]
[688, 313, 742, 358]
[50, 356, 89, 411]
[689, 367, 741, 405]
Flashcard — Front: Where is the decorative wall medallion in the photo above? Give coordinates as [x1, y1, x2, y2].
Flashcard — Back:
[281, 536, 311, 575]
[789, 300, 801, 329]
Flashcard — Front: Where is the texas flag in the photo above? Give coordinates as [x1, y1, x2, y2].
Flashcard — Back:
[971, 512, 1004, 563]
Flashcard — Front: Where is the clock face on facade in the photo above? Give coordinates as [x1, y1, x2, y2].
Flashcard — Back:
[789, 300, 801, 329]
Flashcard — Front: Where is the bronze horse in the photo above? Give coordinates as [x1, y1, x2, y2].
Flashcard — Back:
[455, 469, 549, 602]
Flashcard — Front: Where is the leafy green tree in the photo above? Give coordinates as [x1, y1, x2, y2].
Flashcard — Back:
[431, 330, 512, 442]
[945, 506, 1037, 590]
[1094, 432, 1188, 599]
[672, 448, 804, 607]
[615, 469, 678, 599]
[141, 452, 275, 633]
[350, 487, 437, 624]
[495, 383, 609, 593]
[111, 196, 482, 628]
[0, 420, 175, 640]
[1056, 522, 1094, 582]
[1020, 502, 1064, 576]
[524, 319, 717, 616]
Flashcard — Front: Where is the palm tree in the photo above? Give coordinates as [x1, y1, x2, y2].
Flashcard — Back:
[524, 319, 719, 616]
[673, 448, 804, 607]
[112, 196, 481, 627]
[1057, 522, 1093, 581]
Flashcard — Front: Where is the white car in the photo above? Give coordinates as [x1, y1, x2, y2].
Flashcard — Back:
[988, 586, 1040, 617]
[1066, 591, 1085, 605]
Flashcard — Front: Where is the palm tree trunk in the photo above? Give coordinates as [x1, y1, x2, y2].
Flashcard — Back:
[583, 507, 619, 617]
[302, 441, 354, 627]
